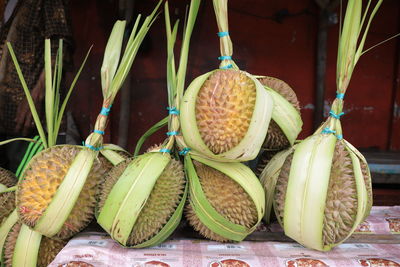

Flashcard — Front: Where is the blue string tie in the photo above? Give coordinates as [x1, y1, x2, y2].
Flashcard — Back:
[336, 92, 345, 100]
[159, 148, 172, 153]
[220, 64, 233, 70]
[166, 131, 180, 136]
[321, 127, 336, 135]
[94, 129, 105, 135]
[329, 110, 345, 120]
[321, 127, 343, 140]
[218, 56, 232, 60]
[217, 31, 229, 37]
[167, 107, 180, 115]
[100, 105, 112, 116]
[84, 143, 103, 151]
[179, 147, 191, 156]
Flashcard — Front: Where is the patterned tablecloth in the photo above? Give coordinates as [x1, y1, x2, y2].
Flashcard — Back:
[259, 206, 400, 235]
[50, 206, 400, 267]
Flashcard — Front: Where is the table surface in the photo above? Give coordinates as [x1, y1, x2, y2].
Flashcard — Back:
[49, 206, 400, 267]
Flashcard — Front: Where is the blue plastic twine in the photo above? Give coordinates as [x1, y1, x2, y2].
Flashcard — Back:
[166, 131, 180, 136]
[179, 147, 191, 156]
[84, 143, 103, 151]
[321, 127, 343, 140]
[329, 110, 345, 120]
[220, 64, 233, 70]
[218, 56, 232, 60]
[159, 148, 172, 153]
[100, 105, 112, 116]
[336, 93, 345, 100]
[217, 31, 229, 37]
[94, 129, 105, 135]
[322, 127, 336, 135]
[167, 107, 180, 115]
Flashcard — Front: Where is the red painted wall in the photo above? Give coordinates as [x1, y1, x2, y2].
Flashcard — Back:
[68, 0, 400, 153]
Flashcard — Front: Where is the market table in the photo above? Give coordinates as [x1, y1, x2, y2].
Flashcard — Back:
[49, 206, 400, 267]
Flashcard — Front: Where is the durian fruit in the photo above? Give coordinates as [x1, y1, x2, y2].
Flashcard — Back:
[10, 6, 159, 239]
[0, 168, 17, 223]
[180, 0, 273, 162]
[96, 0, 200, 248]
[260, 0, 381, 251]
[16, 145, 111, 239]
[3, 223, 66, 267]
[260, 135, 372, 251]
[185, 154, 265, 242]
[258, 77, 302, 150]
[97, 151, 186, 247]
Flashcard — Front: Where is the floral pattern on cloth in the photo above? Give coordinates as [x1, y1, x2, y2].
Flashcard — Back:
[49, 233, 400, 267]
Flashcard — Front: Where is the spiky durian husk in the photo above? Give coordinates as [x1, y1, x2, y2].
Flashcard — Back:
[254, 150, 279, 177]
[274, 142, 368, 245]
[322, 142, 357, 245]
[360, 160, 373, 210]
[258, 77, 300, 111]
[4, 223, 66, 267]
[37, 232, 67, 266]
[263, 121, 291, 150]
[0, 168, 17, 224]
[16, 145, 109, 239]
[185, 161, 257, 242]
[273, 154, 293, 226]
[195, 69, 257, 154]
[99, 155, 185, 246]
[259, 77, 300, 150]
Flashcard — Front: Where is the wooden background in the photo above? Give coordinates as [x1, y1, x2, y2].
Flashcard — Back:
[68, 0, 400, 153]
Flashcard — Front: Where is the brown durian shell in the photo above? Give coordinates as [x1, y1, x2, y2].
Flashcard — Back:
[185, 161, 258, 242]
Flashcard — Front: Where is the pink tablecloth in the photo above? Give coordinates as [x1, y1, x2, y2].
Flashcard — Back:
[257, 206, 400, 235]
[50, 206, 400, 267]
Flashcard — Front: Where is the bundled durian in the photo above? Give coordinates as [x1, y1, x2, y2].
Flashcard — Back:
[7, 5, 158, 240]
[180, 0, 273, 162]
[96, 0, 200, 247]
[176, 0, 265, 242]
[260, 0, 382, 251]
